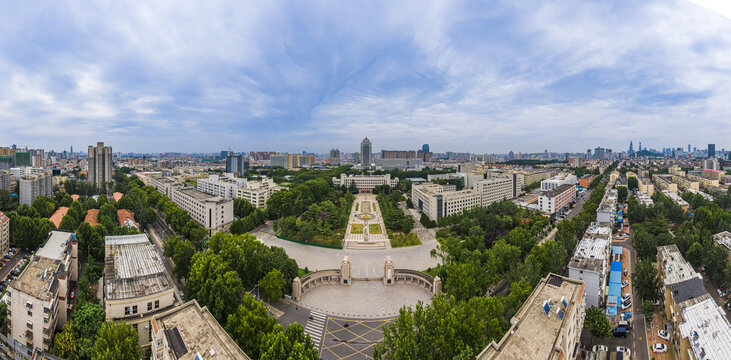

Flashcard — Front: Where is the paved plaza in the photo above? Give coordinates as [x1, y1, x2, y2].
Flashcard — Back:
[297, 281, 433, 318]
[320, 317, 393, 360]
[344, 194, 389, 249]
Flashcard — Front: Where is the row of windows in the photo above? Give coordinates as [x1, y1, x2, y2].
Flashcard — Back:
[125, 300, 160, 316]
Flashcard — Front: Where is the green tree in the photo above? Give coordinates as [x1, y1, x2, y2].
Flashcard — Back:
[226, 294, 276, 359]
[259, 269, 286, 303]
[627, 176, 638, 190]
[91, 322, 140, 360]
[584, 306, 611, 338]
[51, 321, 80, 360]
[59, 214, 78, 231]
[633, 258, 661, 302]
[685, 242, 704, 268]
[73, 302, 106, 359]
[401, 218, 413, 234]
[641, 300, 655, 322]
[32, 196, 58, 218]
[617, 186, 628, 203]
[259, 323, 318, 360]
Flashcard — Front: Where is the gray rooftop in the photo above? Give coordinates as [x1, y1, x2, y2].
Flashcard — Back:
[104, 234, 172, 300]
[669, 277, 708, 304]
[35, 230, 73, 260]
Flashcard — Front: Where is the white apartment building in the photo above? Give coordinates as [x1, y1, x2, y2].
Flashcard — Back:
[678, 298, 731, 360]
[567, 223, 611, 308]
[236, 177, 278, 208]
[104, 234, 176, 348]
[478, 274, 586, 360]
[637, 191, 654, 206]
[413, 177, 516, 221]
[0, 211, 9, 256]
[331, 174, 399, 192]
[150, 177, 178, 198]
[538, 184, 576, 215]
[7, 231, 78, 352]
[9, 167, 48, 180]
[595, 189, 617, 225]
[0, 170, 12, 191]
[19, 170, 53, 206]
[540, 173, 578, 192]
[170, 187, 233, 235]
[151, 300, 250, 360]
[661, 190, 689, 212]
[196, 174, 247, 199]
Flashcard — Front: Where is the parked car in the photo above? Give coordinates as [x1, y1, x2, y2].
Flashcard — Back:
[652, 343, 667, 353]
[621, 280, 629, 288]
[653, 299, 661, 306]
[621, 301, 632, 310]
[592, 345, 608, 353]
[616, 347, 631, 357]
[612, 327, 627, 337]
[658, 329, 670, 340]
[622, 293, 631, 302]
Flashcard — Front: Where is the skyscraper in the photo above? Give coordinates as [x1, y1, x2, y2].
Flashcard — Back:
[422, 144, 429, 154]
[628, 141, 634, 155]
[508, 151, 515, 161]
[688, 144, 691, 153]
[329, 149, 341, 165]
[708, 144, 715, 158]
[360, 137, 372, 167]
[70, 146, 73, 157]
[88, 142, 113, 189]
[226, 153, 246, 176]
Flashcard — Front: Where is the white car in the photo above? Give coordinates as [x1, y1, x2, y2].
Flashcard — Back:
[622, 293, 631, 302]
[616, 346, 631, 356]
[652, 343, 667, 353]
[621, 301, 632, 310]
[621, 280, 629, 288]
[658, 329, 670, 340]
[592, 345, 608, 353]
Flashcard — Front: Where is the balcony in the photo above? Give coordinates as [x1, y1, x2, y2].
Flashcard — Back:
[25, 331, 33, 340]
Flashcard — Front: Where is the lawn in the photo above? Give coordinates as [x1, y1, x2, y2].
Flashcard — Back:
[369, 224, 382, 234]
[351, 224, 364, 234]
[390, 232, 421, 248]
[355, 202, 359, 211]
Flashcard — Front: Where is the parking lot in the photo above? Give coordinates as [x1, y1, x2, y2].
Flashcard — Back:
[0, 248, 29, 294]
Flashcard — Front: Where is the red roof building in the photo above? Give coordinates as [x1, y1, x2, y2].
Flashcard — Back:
[49, 207, 69, 228]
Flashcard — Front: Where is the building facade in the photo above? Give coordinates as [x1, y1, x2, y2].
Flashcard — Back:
[236, 177, 278, 208]
[196, 175, 247, 199]
[170, 187, 233, 235]
[88, 142, 113, 189]
[360, 137, 372, 167]
[541, 173, 578, 192]
[225, 154, 246, 177]
[413, 177, 516, 221]
[0, 170, 10, 192]
[332, 174, 399, 192]
[7, 231, 78, 352]
[329, 149, 341, 165]
[104, 234, 176, 348]
[19, 170, 53, 206]
[0, 211, 9, 257]
[538, 184, 576, 215]
[567, 223, 611, 308]
[150, 177, 177, 198]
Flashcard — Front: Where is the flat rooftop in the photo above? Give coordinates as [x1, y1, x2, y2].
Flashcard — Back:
[569, 237, 609, 272]
[154, 300, 250, 360]
[584, 223, 611, 241]
[479, 274, 584, 360]
[678, 298, 731, 360]
[104, 234, 171, 300]
[544, 184, 574, 197]
[10, 257, 59, 301]
[177, 187, 226, 203]
[658, 245, 702, 286]
[36, 230, 73, 260]
[713, 231, 731, 251]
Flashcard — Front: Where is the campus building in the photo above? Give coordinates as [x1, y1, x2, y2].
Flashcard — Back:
[19, 170, 53, 206]
[537, 184, 576, 215]
[7, 231, 78, 352]
[104, 234, 176, 348]
[196, 174, 247, 199]
[477, 274, 586, 360]
[271, 153, 316, 169]
[151, 300, 250, 359]
[331, 174, 399, 192]
[540, 173, 578, 192]
[170, 187, 234, 236]
[236, 177, 279, 208]
[413, 177, 517, 221]
[567, 223, 611, 308]
[150, 177, 177, 198]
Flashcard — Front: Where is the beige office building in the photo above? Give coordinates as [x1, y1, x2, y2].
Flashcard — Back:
[151, 299, 251, 359]
[104, 234, 176, 348]
[7, 231, 78, 352]
[413, 177, 515, 221]
[88, 142, 113, 189]
[236, 177, 278, 208]
[170, 187, 233, 235]
[332, 174, 399, 192]
[478, 274, 586, 360]
[150, 177, 178, 198]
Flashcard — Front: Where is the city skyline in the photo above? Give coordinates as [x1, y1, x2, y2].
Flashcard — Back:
[1, 1, 731, 153]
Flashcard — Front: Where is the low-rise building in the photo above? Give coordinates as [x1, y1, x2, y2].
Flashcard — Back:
[596, 189, 617, 225]
[687, 173, 719, 190]
[540, 173, 578, 192]
[332, 174, 398, 192]
[196, 174, 247, 199]
[567, 223, 611, 308]
[538, 184, 576, 215]
[7, 231, 78, 352]
[661, 190, 689, 212]
[669, 174, 699, 191]
[104, 234, 176, 348]
[477, 274, 586, 360]
[170, 187, 233, 235]
[713, 231, 731, 252]
[685, 188, 713, 202]
[19, 170, 53, 206]
[636, 191, 654, 206]
[151, 299, 250, 359]
[579, 174, 596, 188]
[48, 207, 69, 229]
[701, 168, 724, 182]
[236, 177, 279, 208]
[677, 297, 731, 360]
[150, 177, 178, 198]
[653, 175, 678, 194]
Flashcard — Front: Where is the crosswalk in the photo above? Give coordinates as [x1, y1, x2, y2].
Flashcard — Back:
[304, 311, 327, 349]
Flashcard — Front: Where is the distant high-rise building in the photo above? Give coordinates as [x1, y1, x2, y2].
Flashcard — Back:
[639, 142, 642, 151]
[422, 144, 429, 154]
[70, 146, 73, 157]
[628, 141, 634, 155]
[88, 142, 113, 189]
[225, 154, 246, 177]
[360, 137, 372, 167]
[708, 144, 715, 158]
[688, 144, 691, 153]
[19, 170, 53, 206]
[14, 151, 30, 167]
[329, 149, 341, 165]
[508, 151, 515, 161]
[587, 149, 591, 157]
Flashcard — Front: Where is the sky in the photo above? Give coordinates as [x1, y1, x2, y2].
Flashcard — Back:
[1, 1, 731, 154]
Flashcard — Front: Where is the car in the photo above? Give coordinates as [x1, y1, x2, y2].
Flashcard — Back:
[592, 345, 608, 353]
[612, 327, 627, 338]
[653, 299, 661, 306]
[658, 329, 670, 340]
[3, 255, 10, 260]
[622, 293, 631, 302]
[616, 347, 631, 356]
[621, 301, 632, 310]
[70, 290, 75, 299]
[621, 280, 629, 288]
[652, 343, 667, 353]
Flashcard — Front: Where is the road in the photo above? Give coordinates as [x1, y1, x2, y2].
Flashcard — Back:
[0, 249, 27, 282]
[615, 234, 649, 360]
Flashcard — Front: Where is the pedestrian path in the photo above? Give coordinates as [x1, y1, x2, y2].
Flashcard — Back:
[304, 310, 327, 349]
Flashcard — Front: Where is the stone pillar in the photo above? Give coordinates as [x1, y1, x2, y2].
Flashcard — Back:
[292, 277, 302, 302]
[341, 256, 351, 286]
[383, 256, 394, 285]
[433, 276, 442, 297]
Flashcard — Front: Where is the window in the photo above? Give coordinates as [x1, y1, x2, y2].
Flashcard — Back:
[147, 302, 152, 311]
[133, 324, 138, 332]
[125, 306, 131, 315]
[132, 305, 138, 314]
[27, 310, 32, 316]
[154, 300, 159, 309]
